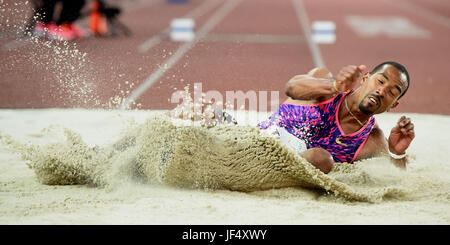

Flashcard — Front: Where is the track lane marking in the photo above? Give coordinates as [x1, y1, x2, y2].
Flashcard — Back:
[291, 0, 325, 68]
[202, 33, 305, 44]
[386, 0, 450, 29]
[121, 0, 242, 110]
[138, 0, 222, 53]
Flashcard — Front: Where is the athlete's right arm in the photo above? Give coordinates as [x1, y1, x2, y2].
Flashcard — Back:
[285, 65, 366, 102]
[285, 67, 336, 102]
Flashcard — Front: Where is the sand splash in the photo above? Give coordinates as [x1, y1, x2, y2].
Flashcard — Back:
[0, 1, 137, 109]
[3, 113, 447, 204]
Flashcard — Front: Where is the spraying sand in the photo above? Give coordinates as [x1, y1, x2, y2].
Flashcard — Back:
[0, 109, 449, 224]
[1, 0, 448, 225]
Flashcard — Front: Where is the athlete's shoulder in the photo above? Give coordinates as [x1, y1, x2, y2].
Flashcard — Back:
[368, 122, 383, 137]
[366, 124, 388, 152]
[354, 123, 388, 161]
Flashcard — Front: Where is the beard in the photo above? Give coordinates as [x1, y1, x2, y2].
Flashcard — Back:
[358, 94, 381, 116]
[358, 103, 374, 116]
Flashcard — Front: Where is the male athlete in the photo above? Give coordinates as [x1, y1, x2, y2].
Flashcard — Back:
[173, 61, 415, 174]
[256, 61, 415, 173]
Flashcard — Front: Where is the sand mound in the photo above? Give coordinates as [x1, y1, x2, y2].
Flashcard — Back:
[4, 113, 438, 203]
[1, 110, 449, 224]
[0, 128, 110, 186]
[133, 116, 374, 201]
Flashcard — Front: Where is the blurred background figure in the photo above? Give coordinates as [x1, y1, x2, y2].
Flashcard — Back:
[89, 0, 131, 37]
[24, 0, 130, 40]
[27, 0, 86, 41]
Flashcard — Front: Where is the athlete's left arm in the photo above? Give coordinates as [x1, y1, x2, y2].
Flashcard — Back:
[355, 116, 415, 169]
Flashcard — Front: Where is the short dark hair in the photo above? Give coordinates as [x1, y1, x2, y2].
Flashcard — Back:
[370, 61, 410, 99]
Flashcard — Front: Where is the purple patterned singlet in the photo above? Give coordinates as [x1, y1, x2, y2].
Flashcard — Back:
[257, 92, 376, 163]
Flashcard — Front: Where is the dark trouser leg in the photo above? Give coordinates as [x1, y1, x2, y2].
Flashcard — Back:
[56, 0, 85, 25]
[24, 0, 57, 35]
[34, 0, 58, 23]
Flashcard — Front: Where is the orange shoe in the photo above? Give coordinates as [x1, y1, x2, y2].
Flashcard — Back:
[89, 1, 108, 36]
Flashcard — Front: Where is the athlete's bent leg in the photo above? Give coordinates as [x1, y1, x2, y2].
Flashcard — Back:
[301, 148, 334, 174]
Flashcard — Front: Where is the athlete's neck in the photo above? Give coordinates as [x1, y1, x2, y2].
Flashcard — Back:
[342, 92, 371, 128]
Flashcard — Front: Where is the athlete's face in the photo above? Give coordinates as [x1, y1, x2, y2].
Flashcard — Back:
[358, 65, 408, 115]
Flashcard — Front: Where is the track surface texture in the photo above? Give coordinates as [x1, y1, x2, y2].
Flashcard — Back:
[0, 0, 449, 114]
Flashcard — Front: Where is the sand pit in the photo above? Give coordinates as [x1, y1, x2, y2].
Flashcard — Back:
[0, 109, 449, 224]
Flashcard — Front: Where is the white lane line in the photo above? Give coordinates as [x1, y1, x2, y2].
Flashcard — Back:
[386, 0, 450, 29]
[291, 0, 325, 68]
[138, 0, 222, 53]
[121, 0, 241, 110]
[202, 33, 305, 44]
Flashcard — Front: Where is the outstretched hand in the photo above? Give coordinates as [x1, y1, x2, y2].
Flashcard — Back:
[388, 116, 415, 155]
[334, 65, 366, 93]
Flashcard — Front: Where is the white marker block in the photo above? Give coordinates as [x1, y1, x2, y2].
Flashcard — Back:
[170, 18, 195, 42]
[312, 21, 336, 44]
